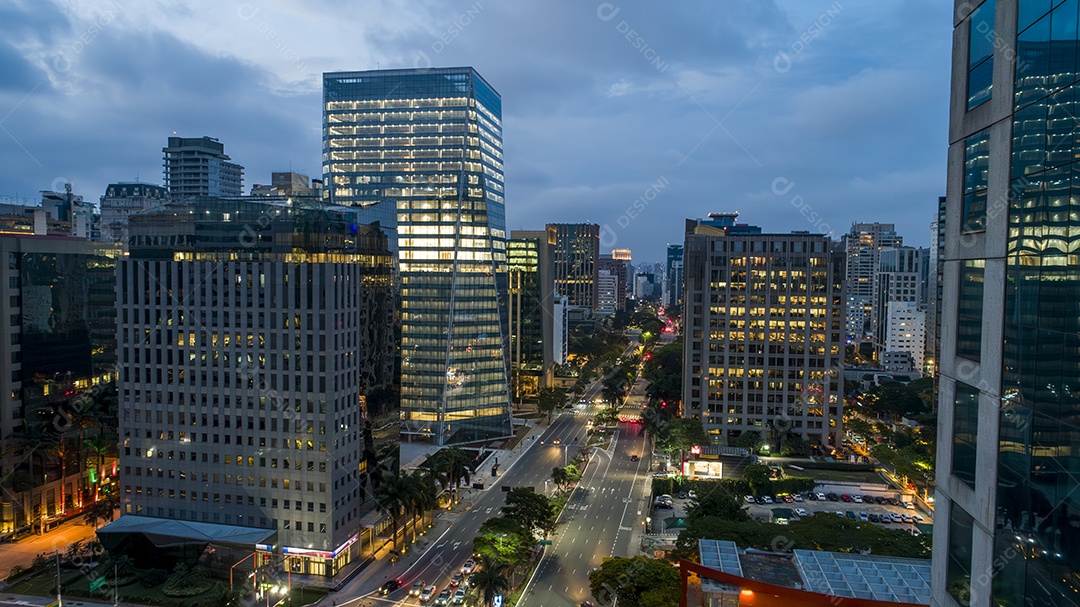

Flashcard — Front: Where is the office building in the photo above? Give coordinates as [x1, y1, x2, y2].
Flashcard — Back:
[323, 68, 512, 445]
[0, 233, 119, 535]
[107, 197, 396, 578]
[682, 215, 844, 450]
[507, 228, 560, 401]
[883, 301, 926, 374]
[927, 196, 947, 379]
[664, 244, 684, 310]
[250, 171, 318, 197]
[598, 254, 629, 312]
[633, 271, 656, 300]
[873, 246, 928, 367]
[99, 182, 169, 245]
[934, 2, 1080, 606]
[162, 136, 244, 199]
[596, 269, 618, 315]
[843, 223, 902, 343]
[549, 223, 600, 310]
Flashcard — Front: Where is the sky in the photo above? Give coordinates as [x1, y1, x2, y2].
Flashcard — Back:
[0, 0, 952, 263]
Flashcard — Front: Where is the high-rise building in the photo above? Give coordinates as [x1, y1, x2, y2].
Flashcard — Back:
[882, 301, 926, 374]
[99, 182, 169, 245]
[106, 197, 396, 578]
[549, 223, 600, 310]
[596, 269, 618, 316]
[664, 244, 684, 310]
[843, 223, 902, 343]
[682, 215, 844, 450]
[598, 254, 628, 312]
[162, 136, 244, 199]
[927, 196, 947, 380]
[323, 68, 512, 445]
[935, 2, 1080, 606]
[0, 234, 119, 535]
[873, 246, 927, 366]
[508, 228, 560, 401]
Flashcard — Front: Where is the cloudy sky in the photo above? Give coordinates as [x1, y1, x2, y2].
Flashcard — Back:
[0, 0, 951, 262]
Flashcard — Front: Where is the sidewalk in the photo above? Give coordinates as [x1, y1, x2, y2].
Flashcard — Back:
[322, 419, 551, 605]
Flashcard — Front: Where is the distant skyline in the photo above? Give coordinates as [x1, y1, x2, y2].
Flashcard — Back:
[0, 1, 949, 261]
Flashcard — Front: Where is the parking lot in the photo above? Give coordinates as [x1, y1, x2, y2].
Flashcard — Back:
[743, 491, 931, 534]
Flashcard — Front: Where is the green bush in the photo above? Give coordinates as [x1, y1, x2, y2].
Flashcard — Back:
[141, 568, 169, 587]
[162, 563, 214, 597]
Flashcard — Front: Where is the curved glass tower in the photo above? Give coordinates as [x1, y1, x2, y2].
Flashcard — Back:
[323, 67, 512, 445]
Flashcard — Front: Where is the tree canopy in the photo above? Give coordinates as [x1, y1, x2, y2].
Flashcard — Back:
[588, 556, 680, 607]
[502, 488, 557, 538]
[473, 516, 534, 569]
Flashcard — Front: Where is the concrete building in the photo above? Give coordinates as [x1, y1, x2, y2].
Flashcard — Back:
[108, 197, 396, 578]
[682, 215, 844, 451]
[162, 136, 244, 199]
[0, 233, 119, 536]
[99, 182, 169, 245]
[250, 171, 318, 197]
[549, 223, 599, 310]
[324, 68, 513, 445]
[873, 246, 928, 368]
[844, 222, 902, 343]
[596, 269, 618, 316]
[598, 254, 629, 312]
[934, 2, 1080, 606]
[507, 228, 559, 401]
[883, 301, 926, 374]
[926, 196, 947, 379]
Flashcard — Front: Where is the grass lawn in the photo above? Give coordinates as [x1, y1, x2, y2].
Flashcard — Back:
[287, 585, 328, 606]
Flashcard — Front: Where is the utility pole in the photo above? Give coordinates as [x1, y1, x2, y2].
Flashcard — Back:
[113, 563, 119, 607]
[55, 550, 62, 607]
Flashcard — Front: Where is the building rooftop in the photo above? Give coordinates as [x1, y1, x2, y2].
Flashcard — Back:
[698, 540, 932, 605]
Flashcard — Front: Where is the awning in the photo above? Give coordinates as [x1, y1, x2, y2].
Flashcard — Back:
[97, 515, 277, 550]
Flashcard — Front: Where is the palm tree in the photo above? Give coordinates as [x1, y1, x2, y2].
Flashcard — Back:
[84, 433, 115, 501]
[431, 447, 472, 505]
[468, 556, 511, 607]
[410, 471, 440, 529]
[374, 473, 414, 555]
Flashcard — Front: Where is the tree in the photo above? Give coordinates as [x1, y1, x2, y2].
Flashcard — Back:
[430, 447, 473, 505]
[550, 465, 580, 491]
[468, 556, 511, 607]
[473, 517, 533, 572]
[685, 488, 750, 523]
[741, 463, 771, 494]
[537, 387, 567, 423]
[84, 433, 115, 501]
[83, 494, 117, 528]
[844, 417, 876, 444]
[734, 431, 763, 453]
[588, 556, 680, 607]
[405, 471, 439, 539]
[374, 473, 415, 554]
[655, 418, 708, 453]
[503, 488, 557, 538]
[869, 384, 926, 421]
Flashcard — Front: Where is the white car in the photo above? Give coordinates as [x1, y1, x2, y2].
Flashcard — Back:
[461, 559, 476, 575]
[419, 585, 437, 602]
[853, 495, 863, 503]
[745, 495, 755, 503]
[904, 501, 916, 510]
[795, 508, 809, 517]
[763, 496, 773, 504]
[793, 494, 804, 502]
[816, 493, 827, 501]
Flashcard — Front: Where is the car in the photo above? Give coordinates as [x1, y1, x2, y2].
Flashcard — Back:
[781, 495, 794, 503]
[419, 585, 437, 602]
[435, 589, 452, 605]
[659, 494, 673, 502]
[688, 490, 697, 499]
[461, 559, 476, 574]
[380, 579, 404, 595]
[835, 511, 845, 517]
[796, 508, 809, 517]
[826, 493, 839, 502]
[553, 438, 562, 445]
[411, 580, 427, 596]
[840, 494, 852, 502]
[745, 495, 756, 503]
[763, 496, 773, 504]
[904, 501, 916, 510]
[450, 572, 464, 587]
[807, 492, 818, 501]
[630, 454, 639, 461]
[755, 496, 767, 505]
[910, 528, 922, 536]
[846, 511, 857, 520]
[891, 513, 903, 523]
[853, 495, 863, 503]
[876, 496, 889, 505]
[453, 589, 468, 604]
[913, 515, 925, 524]
[859, 512, 869, 521]
[887, 497, 900, 506]
[580, 602, 596, 607]
[902, 514, 913, 524]
[677, 491, 688, 500]
[880, 515, 891, 524]
[869, 513, 880, 523]
[794, 494, 804, 502]
[816, 492, 827, 501]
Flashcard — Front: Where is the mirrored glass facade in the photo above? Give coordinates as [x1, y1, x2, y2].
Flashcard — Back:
[324, 68, 512, 445]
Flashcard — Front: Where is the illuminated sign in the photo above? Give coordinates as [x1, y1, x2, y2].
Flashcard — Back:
[282, 546, 333, 559]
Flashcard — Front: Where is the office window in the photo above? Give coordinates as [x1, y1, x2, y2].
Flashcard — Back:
[957, 260, 985, 360]
[962, 130, 990, 233]
[947, 504, 975, 607]
[952, 381, 979, 489]
[968, 0, 995, 109]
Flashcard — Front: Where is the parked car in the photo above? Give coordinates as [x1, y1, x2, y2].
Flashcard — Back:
[411, 580, 427, 596]
[902, 514, 913, 524]
[869, 513, 880, 523]
[782, 495, 794, 503]
[796, 508, 809, 517]
[763, 496, 773, 504]
[904, 501, 916, 510]
[859, 512, 869, 521]
[876, 496, 889, 505]
[840, 494, 853, 502]
[807, 492, 818, 501]
[677, 491, 688, 500]
[911, 528, 922, 536]
[913, 515, 925, 524]
[745, 495, 756, 503]
[834, 511, 845, 517]
[880, 515, 891, 524]
[380, 579, 404, 595]
[688, 490, 698, 499]
[826, 493, 839, 502]
[794, 494, 804, 502]
[891, 513, 903, 523]
[755, 496, 766, 504]
[853, 495, 863, 503]
[846, 511, 857, 520]
[816, 492, 827, 501]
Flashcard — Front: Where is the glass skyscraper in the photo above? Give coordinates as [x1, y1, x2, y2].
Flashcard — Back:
[937, 2, 1080, 605]
[323, 68, 513, 445]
